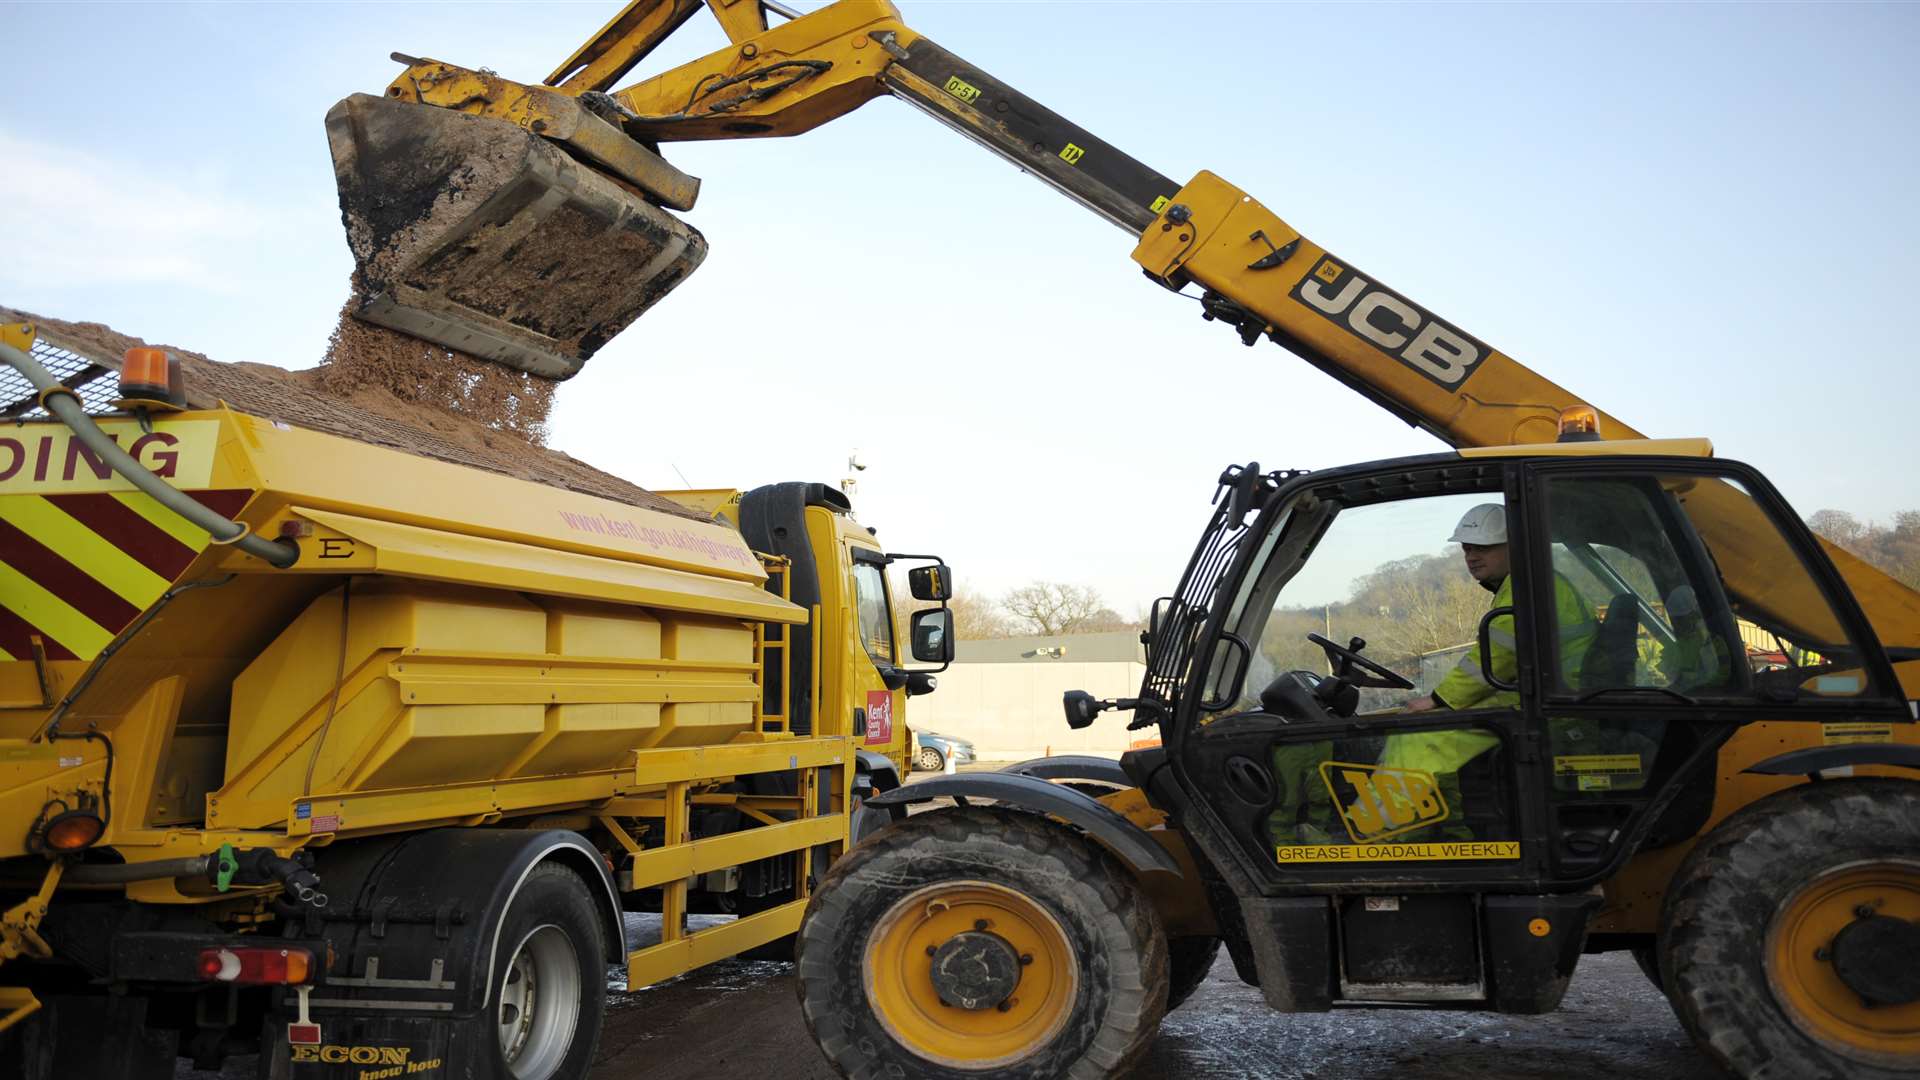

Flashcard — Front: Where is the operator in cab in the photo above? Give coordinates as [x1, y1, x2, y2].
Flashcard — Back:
[1382, 505, 1596, 804]
[1404, 503, 1598, 714]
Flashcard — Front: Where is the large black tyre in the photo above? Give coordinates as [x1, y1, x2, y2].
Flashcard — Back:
[796, 806, 1169, 1079]
[481, 863, 607, 1080]
[1165, 936, 1223, 1012]
[1661, 777, 1920, 1080]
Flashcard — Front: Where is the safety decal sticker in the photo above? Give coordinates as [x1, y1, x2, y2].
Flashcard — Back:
[942, 75, 981, 104]
[1291, 254, 1490, 388]
[1553, 754, 1643, 774]
[1320, 761, 1449, 843]
[294, 801, 342, 835]
[1275, 841, 1520, 863]
[1822, 722, 1893, 745]
[1059, 142, 1086, 165]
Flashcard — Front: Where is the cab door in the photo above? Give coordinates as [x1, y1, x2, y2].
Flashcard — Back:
[1517, 458, 1912, 882]
[1170, 463, 1554, 900]
[845, 544, 908, 770]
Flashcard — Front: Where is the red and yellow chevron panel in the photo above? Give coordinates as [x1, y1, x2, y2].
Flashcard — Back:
[1, 417, 249, 661]
[0, 489, 251, 661]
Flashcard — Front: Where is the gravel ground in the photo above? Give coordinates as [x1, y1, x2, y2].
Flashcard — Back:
[586, 914, 1719, 1080]
[179, 915, 1716, 1079]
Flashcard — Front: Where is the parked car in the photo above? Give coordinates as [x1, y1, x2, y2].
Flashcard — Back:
[912, 730, 976, 772]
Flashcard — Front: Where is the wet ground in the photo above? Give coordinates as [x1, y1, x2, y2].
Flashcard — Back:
[181, 915, 1715, 1080]
[591, 914, 1720, 1080]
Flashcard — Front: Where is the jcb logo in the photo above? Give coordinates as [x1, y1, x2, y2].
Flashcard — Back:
[1291, 255, 1488, 387]
[1320, 761, 1449, 842]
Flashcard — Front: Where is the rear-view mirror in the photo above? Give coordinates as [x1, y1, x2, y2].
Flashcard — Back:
[908, 564, 953, 602]
[910, 608, 954, 664]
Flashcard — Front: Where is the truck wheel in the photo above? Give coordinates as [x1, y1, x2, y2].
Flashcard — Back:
[1165, 936, 1222, 1012]
[796, 806, 1168, 1079]
[486, 863, 607, 1080]
[1661, 778, 1920, 1080]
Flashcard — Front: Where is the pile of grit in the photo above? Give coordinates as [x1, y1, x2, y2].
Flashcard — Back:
[5, 305, 703, 521]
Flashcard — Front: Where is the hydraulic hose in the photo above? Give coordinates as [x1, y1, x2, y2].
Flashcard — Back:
[0, 339, 297, 568]
[59, 855, 211, 884]
[48, 850, 327, 907]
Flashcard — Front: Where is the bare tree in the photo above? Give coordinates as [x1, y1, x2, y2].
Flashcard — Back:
[1001, 581, 1108, 635]
[1076, 607, 1144, 634]
[1807, 509, 1865, 549]
[946, 587, 1015, 640]
[1368, 574, 1488, 661]
[1808, 508, 1920, 589]
[892, 583, 1013, 644]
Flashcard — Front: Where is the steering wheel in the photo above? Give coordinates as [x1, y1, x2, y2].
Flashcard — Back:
[1306, 633, 1415, 691]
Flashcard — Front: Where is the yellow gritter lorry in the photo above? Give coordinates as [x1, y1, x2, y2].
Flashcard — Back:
[0, 318, 954, 1078]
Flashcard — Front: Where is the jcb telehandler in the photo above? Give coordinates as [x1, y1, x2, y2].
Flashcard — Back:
[153, 0, 1920, 1075]
[813, 429, 1920, 1079]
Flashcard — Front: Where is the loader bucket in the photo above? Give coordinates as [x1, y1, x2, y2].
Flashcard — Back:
[325, 93, 707, 380]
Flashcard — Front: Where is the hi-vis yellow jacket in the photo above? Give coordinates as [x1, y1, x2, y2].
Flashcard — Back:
[1385, 575, 1598, 777]
[1434, 574, 1597, 710]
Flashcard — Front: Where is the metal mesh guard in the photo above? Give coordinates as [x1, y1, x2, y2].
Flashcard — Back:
[1, 339, 119, 420]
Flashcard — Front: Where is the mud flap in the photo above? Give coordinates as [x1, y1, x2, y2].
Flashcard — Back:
[326, 94, 707, 379]
[265, 829, 621, 1079]
[267, 1011, 463, 1080]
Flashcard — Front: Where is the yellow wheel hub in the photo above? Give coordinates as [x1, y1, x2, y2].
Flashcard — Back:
[864, 880, 1079, 1069]
[1766, 860, 1920, 1066]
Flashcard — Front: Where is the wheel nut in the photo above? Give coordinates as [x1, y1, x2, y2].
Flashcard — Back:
[1814, 947, 1832, 961]
[974, 919, 991, 931]
[926, 945, 938, 956]
[996, 999, 1012, 1012]
[1019, 954, 1033, 966]
[1855, 904, 1877, 919]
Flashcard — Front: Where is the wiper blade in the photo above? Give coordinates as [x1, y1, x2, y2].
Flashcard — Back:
[1574, 686, 1700, 706]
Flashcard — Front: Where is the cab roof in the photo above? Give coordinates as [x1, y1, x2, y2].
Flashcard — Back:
[1458, 437, 1713, 460]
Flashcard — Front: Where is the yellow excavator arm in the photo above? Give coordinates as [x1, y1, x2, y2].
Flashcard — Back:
[343, 0, 1920, 683]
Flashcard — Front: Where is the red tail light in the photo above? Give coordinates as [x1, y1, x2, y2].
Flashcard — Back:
[197, 946, 314, 985]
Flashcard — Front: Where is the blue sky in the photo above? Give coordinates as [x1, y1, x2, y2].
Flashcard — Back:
[5, 1, 1917, 612]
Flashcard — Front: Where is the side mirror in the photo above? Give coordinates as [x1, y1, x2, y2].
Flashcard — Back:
[1476, 606, 1518, 692]
[908, 564, 953, 602]
[910, 608, 954, 664]
[1200, 634, 1253, 711]
[1063, 690, 1101, 730]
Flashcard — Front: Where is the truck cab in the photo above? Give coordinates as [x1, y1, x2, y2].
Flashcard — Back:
[660, 482, 949, 792]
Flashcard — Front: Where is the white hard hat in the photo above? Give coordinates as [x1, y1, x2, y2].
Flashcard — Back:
[1450, 503, 1508, 545]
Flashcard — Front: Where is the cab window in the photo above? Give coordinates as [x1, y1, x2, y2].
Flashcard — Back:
[1539, 476, 1743, 698]
[1233, 491, 1506, 713]
[1539, 473, 1874, 701]
[851, 559, 895, 665]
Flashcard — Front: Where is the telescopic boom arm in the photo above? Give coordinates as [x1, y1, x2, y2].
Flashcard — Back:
[362, 0, 1920, 682]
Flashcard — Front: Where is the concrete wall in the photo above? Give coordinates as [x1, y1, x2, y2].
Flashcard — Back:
[907, 660, 1148, 761]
